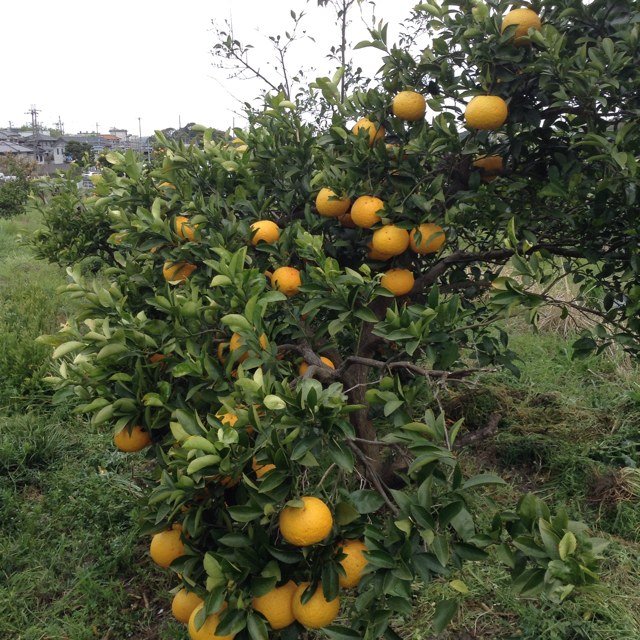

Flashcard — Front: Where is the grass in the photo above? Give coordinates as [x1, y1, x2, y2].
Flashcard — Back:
[1, 212, 640, 638]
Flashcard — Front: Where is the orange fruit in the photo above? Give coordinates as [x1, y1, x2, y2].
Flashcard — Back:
[292, 582, 340, 629]
[271, 267, 301, 297]
[392, 91, 426, 121]
[316, 188, 351, 217]
[380, 268, 415, 296]
[473, 155, 503, 182]
[353, 118, 385, 146]
[351, 196, 384, 229]
[188, 603, 235, 640]
[229, 332, 267, 363]
[501, 8, 541, 45]
[299, 356, 335, 376]
[250, 220, 280, 245]
[465, 96, 508, 130]
[114, 425, 151, 452]
[252, 580, 298, 629]
[162, 262, 197, 284]
[219, 413, 238, 427]
[338, 212, 356, 228]
[336, 539, 370, 588]
[159, 182, 175, 189]
[150, 524, 185, 568]
[279, 496, 333, 546]
[176, 215, 197, 241]
[172, 589, 204, 623]
[366, 242, 392, 261]
[372, 225, 410, 256]
[409, 223, 445, 254]
[252, 457, 276, 478]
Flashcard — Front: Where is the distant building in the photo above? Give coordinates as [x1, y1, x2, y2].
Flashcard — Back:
[20, 133, 59, 163]
[0, 141, 33, 159]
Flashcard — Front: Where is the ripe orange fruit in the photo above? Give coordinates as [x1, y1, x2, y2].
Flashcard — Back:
[150, 524, 185, 568]
[299, 356, 335, 376]
[219, 413, 238, 427]
[380, 268, 415, 296]
[163, 262, 197, 284]
[372, 225, 410, 256]
[217, 342, 226, 364]
[473, 155, 503, 182]
[172, 589, 204, 623]
[252, 580, 298, 629]
[229, 332, 267, 363]
[352, 118, 385, 146]
[316, 188, 351, 217]
[501, 8, 541, 45]
[252, 457, 276, 478]
[366, 242, 392, 261]
[409, 223, 445, 254]
[176, 216, 197, 241]
[338, 212, 356, 228]
[159, 182, 175, 189]
[271, 267, 301, 297]
[292, 582, 340, 629]
[465, 96, 508, 130]
[114, 424, 151, 452]
[188, 603, 235, 640]
[250, 220, 280, 245]
[392, 91, 426, 121]
[279, 496, 333, 546]
[351, 196, 384, 229]
[336, 539, 370, 588]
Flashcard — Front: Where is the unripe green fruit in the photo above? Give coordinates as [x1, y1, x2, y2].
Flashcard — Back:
[379, 376, 394, 391]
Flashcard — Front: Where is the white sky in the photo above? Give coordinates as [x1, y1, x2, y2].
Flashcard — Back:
[2, 0, 420, 137]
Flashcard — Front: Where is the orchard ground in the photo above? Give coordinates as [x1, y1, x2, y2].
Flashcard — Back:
[1, 212, 640, 639]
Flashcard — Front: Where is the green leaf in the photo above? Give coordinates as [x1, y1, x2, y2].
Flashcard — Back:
[497, 542, 515, 569]
[187, 455, 220, 474]
[211, 275, 233, 286]
[52, 341, 85, 359]
[433, 599, 458, 635]
[221, 314, 251, 332]
[335, 502, 360, 526]
[433, 535, 449, 567]
[512, 536, 548, 558]
[461, 474, 506, 490]
[559, 531, 577, 560]
[263, 395, 286, 410]
[328, 441, 354, 472]
[511, 568, 545, 597]
[218, 533, 252, 547]
[92, 404, 114, 425]
[247, 613, 269, 640]
[324, 626, 362, 640]
[354, 307, 378, 323]
[96, 343, 129, 360]
[349, 489, 385, 514]
[227, 506, 264, 522]
[450, 580, 469, 594]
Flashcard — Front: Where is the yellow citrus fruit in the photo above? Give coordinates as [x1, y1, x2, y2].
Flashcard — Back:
[172, 589, 204, 623]
[188, 603, 235, 640]
[217, 343, 226, 364]
[219, 413, 238, 427]
[229, 332, 267, 363]
[271, 267, 301, 297]
[252, 580, 298, 630]
[473, 155, 503, 182]
[236, 145, 248, 152]
[250, 220, 280, 245]
[352, 118, 385, 146]
[299, 356, 335, 376]
[292, 582, 340, 629]
[315, 188, 351, 217]
[338, 212, 356, 228]
[252, 457, 276, 478]
[150, 524, 185, 568]
[163, 262, 197, 284]
[279, 496, 333, 546]
[380, 268, 415, 296]
[114, 425, 151, 452]
[336, 539, 370, 588]
[366, 242, 392, 261]
[501, 8, 541, 45]
[409, 223, 445, 254]
[351, 196, 384, 229]
[392, 91, 427, 121]
[176, 216, 198, 241]
[465, 96, 508, 130]
[372, 225, 410, 256]
[159, 182, 175, 189]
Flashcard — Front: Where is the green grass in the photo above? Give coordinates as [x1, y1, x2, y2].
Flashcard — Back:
[1, 214, 640, 638]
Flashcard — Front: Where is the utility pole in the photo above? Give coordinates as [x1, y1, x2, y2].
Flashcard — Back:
[138, 117, 142, 156]
[55, 116, 64, 135]
[25, 104, 41, 161]
[96, 122, 100, 137]
[179, 114, 182, 130]
[8, 120, 13, 129]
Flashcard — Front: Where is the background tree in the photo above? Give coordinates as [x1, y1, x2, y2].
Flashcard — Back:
[35, 0, 640, 637]
[64, 141, 93, 162]
[0, 155, 38, 220]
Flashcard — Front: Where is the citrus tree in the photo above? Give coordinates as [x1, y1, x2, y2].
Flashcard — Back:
[36, 0, 640, 637]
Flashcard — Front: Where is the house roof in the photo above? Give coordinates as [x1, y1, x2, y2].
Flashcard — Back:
[0, 142, 33, 154]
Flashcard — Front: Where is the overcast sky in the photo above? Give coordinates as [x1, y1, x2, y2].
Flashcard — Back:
[2, 0, 420, 137]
